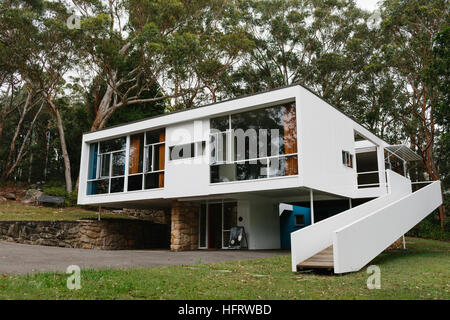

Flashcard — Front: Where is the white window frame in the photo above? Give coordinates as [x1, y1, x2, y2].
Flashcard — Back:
[87, 140, 126, 194]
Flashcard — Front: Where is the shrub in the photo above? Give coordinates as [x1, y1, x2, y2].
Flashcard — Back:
[42, 186, 67, 198]
[65, 191, 78, 207]
[407, 213, 450, 241]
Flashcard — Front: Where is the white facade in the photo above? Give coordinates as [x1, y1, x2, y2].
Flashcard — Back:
[77, 84, 418, 251]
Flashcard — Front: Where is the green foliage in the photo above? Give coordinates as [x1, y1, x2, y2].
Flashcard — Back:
[40, 186, 78, 207]
[42, 186, 67, 198]
[407, 216, 450, 241]
[65, 191, 79, 207]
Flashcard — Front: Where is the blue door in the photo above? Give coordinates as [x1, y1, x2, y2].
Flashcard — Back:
[280, 205, 311, 249]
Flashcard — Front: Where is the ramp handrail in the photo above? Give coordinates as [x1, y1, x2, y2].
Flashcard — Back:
[290, 170, 411, 272]
[333, 180, 442, 273]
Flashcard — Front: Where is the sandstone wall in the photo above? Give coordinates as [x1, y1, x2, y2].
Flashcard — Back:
[170, 201, 199, 251]
[0, 219, 170, 250]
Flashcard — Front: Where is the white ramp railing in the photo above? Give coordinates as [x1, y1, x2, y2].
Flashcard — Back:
[333, 180, 442, 273]
[290, 170, 411, 272]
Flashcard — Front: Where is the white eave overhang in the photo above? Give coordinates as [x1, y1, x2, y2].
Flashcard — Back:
[385, 144, 422, 162]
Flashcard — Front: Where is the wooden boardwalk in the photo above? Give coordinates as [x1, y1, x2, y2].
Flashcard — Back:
[297, 246, 334, 270]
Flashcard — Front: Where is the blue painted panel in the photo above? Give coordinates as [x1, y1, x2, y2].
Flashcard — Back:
[87, 143, 98, 195]
[280, 205, 311, 249]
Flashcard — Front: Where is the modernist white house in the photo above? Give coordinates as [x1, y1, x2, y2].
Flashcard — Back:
[77, 84, 443, 274]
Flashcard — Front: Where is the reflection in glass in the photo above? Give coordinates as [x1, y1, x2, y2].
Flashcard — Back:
[88, 179, 109, 195]
[145, 145, 153, 172]
[209, 102, 298, 183]
[210, 115, 229, 132]
[110, 177, 124, 193]
[128, 174, 143, 191]
[100, 137, 126, 153]
[100, 154, 110, 178]
[144, 172, 159, 189]
[112, 152, 125, 176]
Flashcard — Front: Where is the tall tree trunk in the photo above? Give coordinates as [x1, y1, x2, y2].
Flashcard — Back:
[90, 83, 114, 131]
[2, 89, 33, 180]
[47, 99, 73, 193]
[4, 102, 44, 179]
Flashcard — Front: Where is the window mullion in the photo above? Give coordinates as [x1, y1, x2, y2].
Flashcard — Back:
[108, 151, 112, 193]
[124, 135, 130, 192]
[152, 144, 155, 172]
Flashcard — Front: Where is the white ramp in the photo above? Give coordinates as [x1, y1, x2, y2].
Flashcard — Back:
[290, 169, 443, 273]
[333, 180, 442, 273]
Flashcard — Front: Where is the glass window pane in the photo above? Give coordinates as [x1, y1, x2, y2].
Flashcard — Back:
[236, 161, 267, 180]
[112, 151, 125, 176]
[223, 231, 231, 248]
[129, 134, 144, 174]
[100, 137, 126, 153]
[146, 129, 165, 144]
[268, 155, 298, 177]
[110, 177, 124, 193]
[210, 163, 237, 183]
[210, 115, 229, 132]
[145, 145, 153, 172]
[145, 172, 159, 189]
[230, 102, 297, 158]
[223, 202, 237, 230]
[87, 179, 109, 195]
[100, 154, 110, 178]
[128, 174, 143, 191]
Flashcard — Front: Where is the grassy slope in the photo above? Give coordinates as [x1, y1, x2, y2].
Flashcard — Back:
[0, 201, 129, 221]
[0, 237, 448, 300]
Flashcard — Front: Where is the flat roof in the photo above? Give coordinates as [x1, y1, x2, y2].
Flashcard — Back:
[83, 82, 390, 145]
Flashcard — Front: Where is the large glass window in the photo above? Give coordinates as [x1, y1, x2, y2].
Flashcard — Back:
[210, 102, 298, 183]
[144, 129, 165, 189]
[87, 137, 126, 195]
[87, 129, 165, 195]
[127, 128, 165, 192]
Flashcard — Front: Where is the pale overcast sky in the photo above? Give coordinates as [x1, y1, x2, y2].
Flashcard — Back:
[355, 0, 381, 11]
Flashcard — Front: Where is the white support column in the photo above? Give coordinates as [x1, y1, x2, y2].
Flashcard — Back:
[310, 189, 315, 224]
[349, 198, 352, 209]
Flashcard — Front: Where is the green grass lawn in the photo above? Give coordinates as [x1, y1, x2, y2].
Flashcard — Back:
[0, 237, 448, 300]
[0, 201, 129, 221]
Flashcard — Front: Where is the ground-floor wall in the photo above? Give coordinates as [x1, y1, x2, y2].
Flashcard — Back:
[245, 198, 281, 250]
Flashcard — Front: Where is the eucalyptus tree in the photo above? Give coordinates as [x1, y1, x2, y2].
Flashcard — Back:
[0, 0, 46, 181]
[380, 0, 449, 228]
[70, 0, 252, 131]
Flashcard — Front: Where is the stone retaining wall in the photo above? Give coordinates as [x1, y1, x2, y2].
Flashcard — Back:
[0, 219, 170, 250]
[170, 200, 199, 251]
